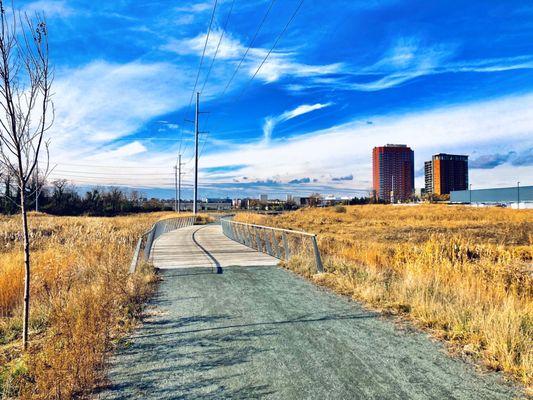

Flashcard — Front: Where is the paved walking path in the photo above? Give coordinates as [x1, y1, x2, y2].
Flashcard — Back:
[98, 224, 517, 399]
[150, 225, 279, 269]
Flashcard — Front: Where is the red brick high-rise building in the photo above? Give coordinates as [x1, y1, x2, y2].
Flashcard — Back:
[372, 144, 414, 202]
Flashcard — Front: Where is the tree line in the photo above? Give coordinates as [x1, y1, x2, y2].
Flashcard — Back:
[0, 175, 173, 216]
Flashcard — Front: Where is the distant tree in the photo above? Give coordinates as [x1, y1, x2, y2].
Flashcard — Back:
[0, 4, 53, 349]
[51, 179, 68, 206]
[308, 193, 322, 207]
[1, 166, 17, 213]
[284, 199, 297, 210]
[83, 188, 102, 214]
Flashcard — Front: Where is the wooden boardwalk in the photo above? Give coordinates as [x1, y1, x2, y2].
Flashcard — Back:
[150, 224, 279, 269]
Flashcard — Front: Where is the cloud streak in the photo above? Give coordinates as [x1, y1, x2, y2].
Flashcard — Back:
[288, 38, 533, 92]
[262, 103, 333, 142]
[23, 0, 75, 17]
[162, 29, 344, 87]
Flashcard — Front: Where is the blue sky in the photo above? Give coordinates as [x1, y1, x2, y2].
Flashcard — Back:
[21, 0, 533, 198]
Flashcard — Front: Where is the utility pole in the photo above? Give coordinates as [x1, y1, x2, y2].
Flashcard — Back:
[194, 92, 199, 215]
[469, 183, 472, 205]
[178, 154, 182, 213]
[174, 163, 178, 212]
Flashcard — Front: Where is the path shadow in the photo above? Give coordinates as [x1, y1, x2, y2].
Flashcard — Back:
[99, 312, 277, 399]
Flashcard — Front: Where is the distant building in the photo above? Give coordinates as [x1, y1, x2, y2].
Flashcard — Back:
[293, 196, 311, 206]
[198, 198, 232, 211]
[451, 185, 532, 208]
[372, 144, 414, 202]
[425, 154, 468, 195]
[260, 194, 268, 203]
[424, 161, 433, 194]
[322, 195, 351, 206]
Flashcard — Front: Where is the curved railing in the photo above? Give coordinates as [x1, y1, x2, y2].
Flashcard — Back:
[129, 216, 196, 273]
[220, 218, 324, 273]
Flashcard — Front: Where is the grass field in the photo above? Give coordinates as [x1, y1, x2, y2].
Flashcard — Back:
[234, 205, 533, 390]
[0, 212, 205, 399]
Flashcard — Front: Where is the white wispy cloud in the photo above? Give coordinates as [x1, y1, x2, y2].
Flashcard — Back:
[262, 103, 333, 142]
[46, 60, 195, 174]
[87, 142, 148, 161]
[288, 37, 533, 92]
[53, 61, 189, 143]
[23, 0, 74, 17]
[175, 2, 217, 14]
[162, 29, 344, 86]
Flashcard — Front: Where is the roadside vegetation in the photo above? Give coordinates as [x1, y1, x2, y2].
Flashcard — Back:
[235, 205, 532, 390]
[0, 212, 196, 399]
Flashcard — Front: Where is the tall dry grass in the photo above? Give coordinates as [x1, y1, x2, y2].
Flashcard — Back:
[235, 205, 533, 389]
[0, 212, 185, 399]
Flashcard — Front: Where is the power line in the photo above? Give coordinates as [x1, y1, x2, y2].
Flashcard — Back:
[40, 161, 179, 169]
[196, 0, 278, 162]
[197, 0, 304, 161]
[220, 0, 277, 97]
[241, 0, 305, 96]
[200, 0, 236, 95]
[53, 169, 175, 177]
[187, 0, 218, 109]
[180, 0, 218, 157]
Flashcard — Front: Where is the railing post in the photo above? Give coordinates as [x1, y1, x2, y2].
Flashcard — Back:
[143, 228, 155, 261]
[255, 229, 262, 251]
[272, 230, 281, 258]
[265, 229, 273, 255]
[231, 223, 237, 241]
[129, 237, 143, 273]
[282, 232, 290, 260]
[246, 225, 253, 248]
[311, 235, 324, 273]
[222, 220, 227, 236]
[235, 224, 240, 243]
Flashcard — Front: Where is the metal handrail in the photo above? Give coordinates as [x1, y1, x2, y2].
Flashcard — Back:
[225, 219, 316, 236]
[129, 215, 196, 273]
[220, 218, 324, 273]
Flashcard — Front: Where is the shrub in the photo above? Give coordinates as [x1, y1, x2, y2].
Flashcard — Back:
[334, 205, 347, 213]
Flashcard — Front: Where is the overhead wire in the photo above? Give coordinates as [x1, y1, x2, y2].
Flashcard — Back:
[178, 0, 219, 156]
[196, 0, 279, 162]
[200, 0, 236, 95]
[240, 0, 305, 96]
[198, 0, 305, 162]
[219, 0, 277, 98]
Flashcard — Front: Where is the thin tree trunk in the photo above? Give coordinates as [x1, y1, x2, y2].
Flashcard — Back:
[21, 183, 31, 350]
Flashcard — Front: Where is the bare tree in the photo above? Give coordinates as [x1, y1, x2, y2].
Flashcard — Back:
[0, 2, 53, 349]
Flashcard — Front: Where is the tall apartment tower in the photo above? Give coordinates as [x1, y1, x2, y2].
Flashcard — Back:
[424, 161, 433, 194]
[424, 153, 468, 195]
[372, 144, 414, 202]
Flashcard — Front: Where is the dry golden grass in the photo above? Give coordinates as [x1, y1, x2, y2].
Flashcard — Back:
[0, 211, 199, 399]
[235, 205, 533, 389]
